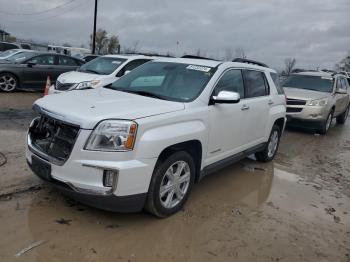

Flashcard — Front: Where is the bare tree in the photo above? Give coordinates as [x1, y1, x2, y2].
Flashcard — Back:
[224, 48, 234, 61]
[195, 48, 202, 57]
[335, 51, 350, 72]
[123, 41, 139, 54]
[284, 58, 297, 76]
[235, 48, 247, 59]
[107, 35, 120, 54]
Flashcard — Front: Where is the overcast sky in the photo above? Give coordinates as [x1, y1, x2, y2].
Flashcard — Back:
[1, 0, 349, 70]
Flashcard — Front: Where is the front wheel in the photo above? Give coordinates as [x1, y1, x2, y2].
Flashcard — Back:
[145, 151, 195, 218]
[319, 110, 333, 134]
[336, 105, 349, 125]
[0, 73, 18, 92]
[255, 125, 281, 162]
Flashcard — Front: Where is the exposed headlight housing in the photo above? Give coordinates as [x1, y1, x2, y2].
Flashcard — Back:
[85, 120, 137, 151]
[74, 80, 101, 90]
[307, 98, 328, 106]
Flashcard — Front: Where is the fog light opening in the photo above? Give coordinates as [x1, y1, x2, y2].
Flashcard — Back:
[103, 170, 118, 188]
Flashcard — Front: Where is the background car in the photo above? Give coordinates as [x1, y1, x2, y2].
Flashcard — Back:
[0, 52, 85, 92]
[283, 71, 350, 134]
[73, 53, 99, 62]
[0, 49, 36, 61]
[49, 54, 155, 94]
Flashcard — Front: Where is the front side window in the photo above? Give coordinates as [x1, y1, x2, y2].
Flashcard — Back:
[283, 75, 334, 93]
[27, 55, 55, 65]
[243, 70, 269, 98]
[79, 57, 126, 75]
[109, 62, 215, 102]
[340, 78, 349, 90]
[213, 69, 244, 98]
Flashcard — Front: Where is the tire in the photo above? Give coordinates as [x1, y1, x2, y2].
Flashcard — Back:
[0, 73, 18, 92]
[255, 124, 281, 162]
[319, 110, 334, 135]
[336, 105, 349, 125]
[145, 151, 195, 218]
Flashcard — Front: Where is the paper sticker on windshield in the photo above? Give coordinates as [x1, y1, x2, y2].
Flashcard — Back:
[186, 65, 211, 72]
[112, 61, 122, 64]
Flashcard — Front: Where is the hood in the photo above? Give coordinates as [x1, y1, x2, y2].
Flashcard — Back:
[284, 87, 330, 101]
[58, 71, 108, 83]
[34, 88, 185, 129]
[0, 59, 14, 64]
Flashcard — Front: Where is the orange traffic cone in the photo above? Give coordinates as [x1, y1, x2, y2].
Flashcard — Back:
[44, 76, 51, 96]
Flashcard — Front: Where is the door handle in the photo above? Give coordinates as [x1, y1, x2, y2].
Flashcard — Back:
[241, 104, 250, 111]
[268, 100, 274, 105]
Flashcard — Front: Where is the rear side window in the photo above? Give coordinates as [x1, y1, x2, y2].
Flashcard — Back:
[270, 72, 284, 94]
[243, 70, 269, 98]
[58, 56, 79, 66]
[213, 69, 244, 98]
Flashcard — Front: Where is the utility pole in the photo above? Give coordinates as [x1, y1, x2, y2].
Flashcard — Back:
[92, 0, 98, 54]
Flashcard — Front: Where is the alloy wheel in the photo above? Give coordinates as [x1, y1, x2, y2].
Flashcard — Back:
[267, 130, 279, 158]
[0, 74, 17, 92]
[159, 160, 191, 209]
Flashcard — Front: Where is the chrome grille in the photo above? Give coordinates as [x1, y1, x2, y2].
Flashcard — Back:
[286, 98, 306, 106]
[55, 81, 75, 91]
[29, 115, 79, 165]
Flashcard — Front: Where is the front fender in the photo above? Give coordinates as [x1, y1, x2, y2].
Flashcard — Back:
[135, 120, 207, 159]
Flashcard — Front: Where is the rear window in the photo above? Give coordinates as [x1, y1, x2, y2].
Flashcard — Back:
[283, 75, 333, 93]
[270, 72, 284, 94]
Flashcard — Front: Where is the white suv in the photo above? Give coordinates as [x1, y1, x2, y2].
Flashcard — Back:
[48, 54, 156, 94]
[27, 57, 286, 217]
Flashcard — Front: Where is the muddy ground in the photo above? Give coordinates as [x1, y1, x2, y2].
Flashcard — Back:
[0, 92, 349, 262]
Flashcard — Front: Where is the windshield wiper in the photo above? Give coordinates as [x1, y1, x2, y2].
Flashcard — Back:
[81, 69, 99, 74]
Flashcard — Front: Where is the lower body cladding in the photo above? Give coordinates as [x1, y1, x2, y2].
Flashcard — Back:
[26, 130, 158, 213]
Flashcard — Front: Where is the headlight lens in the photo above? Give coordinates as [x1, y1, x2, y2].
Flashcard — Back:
[85, 120, 137, 151]
[74, 80, 101, 90]
[307, 98, 327, 106]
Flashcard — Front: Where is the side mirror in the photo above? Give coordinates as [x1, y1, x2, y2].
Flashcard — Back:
[212, 91, 240, 104]
[27, 62, 36, 67]
[124, 70, 131, 75]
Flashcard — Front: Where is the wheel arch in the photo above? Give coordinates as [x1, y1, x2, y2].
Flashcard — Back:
[155, 140, 203, 183]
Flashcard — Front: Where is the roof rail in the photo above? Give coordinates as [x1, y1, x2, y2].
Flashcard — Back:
[232, 58, 269, 68]
[181, 55, 218, 61]
[123, 52, 174, 57]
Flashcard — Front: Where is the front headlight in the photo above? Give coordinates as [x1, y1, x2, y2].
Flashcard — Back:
[307, 98, 328, 106]
[85, 120, 137, 151]
[74, 80, 101, 90]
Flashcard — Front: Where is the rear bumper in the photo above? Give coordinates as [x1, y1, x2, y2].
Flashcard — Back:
[27, 158, 147, 212]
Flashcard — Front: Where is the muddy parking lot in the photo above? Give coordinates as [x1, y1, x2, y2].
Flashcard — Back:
[0, 93, 349, 262]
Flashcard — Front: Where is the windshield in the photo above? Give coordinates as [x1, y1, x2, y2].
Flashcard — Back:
[108, 61, 216, 102]
[283, 75, 334, 93]
[7, 51, 36, 63]
[0, 49, 19, 58]
[78, 57, 126, 75]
